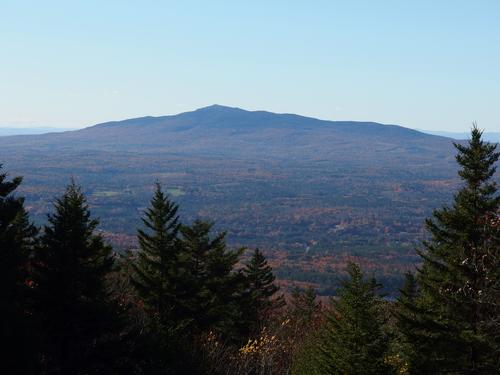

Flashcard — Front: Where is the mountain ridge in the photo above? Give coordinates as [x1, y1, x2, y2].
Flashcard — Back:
[0, 104, 468, 292]
[83, 104, 439, 137]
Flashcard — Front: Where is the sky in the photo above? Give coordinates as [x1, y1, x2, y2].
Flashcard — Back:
[1, 1, 499, 131]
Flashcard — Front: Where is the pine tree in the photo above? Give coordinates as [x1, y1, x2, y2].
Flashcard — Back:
[32, 181, 120, 374]
[129, 184, 192, 373]
[407, 126, 499, 374]
[241, 248, 283, 333]
[289, 286, 318, 325]
[317, 262, 392, 375]
[132, 183, 181, 332]
[0, 167, 25, 303]
[0, 166, 38, 374]
[289, 287, 323, 375]
[394, 272, 420, 373]
[177, 220, 244, 336]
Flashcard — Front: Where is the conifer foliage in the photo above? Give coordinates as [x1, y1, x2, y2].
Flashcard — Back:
[289, 286, 319, 325]
[32, 181, 119, 374]
[0, 166, 38, 374]
[132, 182, 181, 332]
[317, 262, 392, 375]
[404, 126, 500, 374]
[178, 220, 244, 336]
[0, 167, 26, 306]
[242, 248, 283, 333]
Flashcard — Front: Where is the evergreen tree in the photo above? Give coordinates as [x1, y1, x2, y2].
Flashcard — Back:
[317, 262, 392, 375]
[177, 220, 244, 337]
[290, 287, 323, 375]
[242, 248, 283, 333]
[289, 286, 318, 325]
[0, 167, 25, 304]
[394, 272, 420, 373]
[407, 126, 499, 374]
[0, 166, 38, 374]
[132, 182, 181, 332]
[32, 181, 120, 374]
[130, 183, 192, 373]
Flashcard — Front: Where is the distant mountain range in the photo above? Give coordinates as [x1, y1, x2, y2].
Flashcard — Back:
[0, 104, 456, 162]
[0, 105, 479, 293]
[0, 127, 74, 136]
[418, 130, 500, 143]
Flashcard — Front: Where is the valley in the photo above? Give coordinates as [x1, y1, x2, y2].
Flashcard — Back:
[0, 105, 471, 293]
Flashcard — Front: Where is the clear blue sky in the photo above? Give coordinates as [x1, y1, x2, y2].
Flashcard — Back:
[1, 1, 499, 131]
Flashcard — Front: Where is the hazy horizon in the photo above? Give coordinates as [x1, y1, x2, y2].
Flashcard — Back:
[0, 104, 497, 137]
[1, 1, 499, 132]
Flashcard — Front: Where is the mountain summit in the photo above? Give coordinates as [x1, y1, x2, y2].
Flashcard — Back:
[0, 106, 457, 173]
[0, 105, 460, 288]
[1, 105, 452, 164]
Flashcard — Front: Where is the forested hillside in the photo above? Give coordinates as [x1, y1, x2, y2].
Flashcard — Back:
[1, 127, 498, 374]
[0, 106, 482, 293]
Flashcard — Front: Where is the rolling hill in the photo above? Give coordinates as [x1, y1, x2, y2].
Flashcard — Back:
[0, 105, 466, 293]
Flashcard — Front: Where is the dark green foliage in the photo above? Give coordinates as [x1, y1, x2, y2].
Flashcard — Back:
[241, 248, 283, 334]
[132, 183, 181, 332]
[177, 220, 244, 337]
[407, 126, 500, 374]
[131, 186, 244, 372]
[130, 184, 198, 373]
[32, 181, 121, 374]
[0, 166, 38, 374]
[0, 167, 25, 303]
[290, 287, 323, 375]
[317, 263, 393, 375]
[289, 286, 319, 325]
[394, 272, 421, 373]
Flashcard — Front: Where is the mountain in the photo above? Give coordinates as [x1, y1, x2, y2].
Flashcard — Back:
[419, 129, 500, 143]
[0, 127, 74, 136]
[0, 105, 466, 293]
[3, 105, 454, 162]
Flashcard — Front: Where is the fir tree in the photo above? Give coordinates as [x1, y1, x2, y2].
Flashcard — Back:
[241, 248, 283, 333]
[0, 166, 38, 374]
[0, 167, 25, 303]
[317, 262, 392, 375]
[32, 181, 120, 374]
[129, 183, 193, 373]
[289, 286, 319, 325]
[132, 183, 181, 332]
[178, 220, 244, 336]
[407, 126, 499, 374]
[289, 287, 323, 375]
[394, 272, 420, 373]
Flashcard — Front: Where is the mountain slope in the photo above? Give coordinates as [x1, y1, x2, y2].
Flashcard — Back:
[0, 105, 464, 293]
[0, 127, 73, 136]
[419, 129, 500, 143]
[0, 104, 454, 163]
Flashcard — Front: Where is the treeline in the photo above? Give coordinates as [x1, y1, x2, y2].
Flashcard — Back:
[1, 126, 498, 374]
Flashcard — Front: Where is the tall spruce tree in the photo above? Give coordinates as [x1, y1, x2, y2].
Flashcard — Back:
[130, 184, 202, 374]
[317, 263, 392, 375]
[241, 248, 283, 333]
[32, 181, 120, 374]
[0, 167, 25, 309]
[394, 272, 420, 373]
[177, 220, 244, 337]
[0, 166, 38, 374]
[132, 183, 181, 332]
[405, 126, 499, 374]
[289, 286, 319, 325]
[289, 287, 322, 375]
